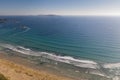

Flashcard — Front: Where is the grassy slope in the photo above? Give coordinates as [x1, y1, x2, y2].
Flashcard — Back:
[0, 74, 8, 80]
[0, 59, 71, 80]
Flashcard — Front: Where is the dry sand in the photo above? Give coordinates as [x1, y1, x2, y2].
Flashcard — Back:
[0, 57, 72, 80]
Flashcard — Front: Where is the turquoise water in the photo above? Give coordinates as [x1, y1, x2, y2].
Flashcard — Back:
[1, 16, 120, 63]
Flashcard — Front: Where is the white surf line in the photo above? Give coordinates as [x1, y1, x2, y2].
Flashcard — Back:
[103, 63, 120, 69]
[49, 55, 99, 69]
[1, 43, 99, 69]
[1, 44, 117, 80]
[2, 43, 120, 79]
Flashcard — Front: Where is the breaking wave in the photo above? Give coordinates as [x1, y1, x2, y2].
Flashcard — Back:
[103, 63, 120, 69]
[1, 43, 120, 80]
[1, 43, 120, 69]
[0, 43, 99, 69]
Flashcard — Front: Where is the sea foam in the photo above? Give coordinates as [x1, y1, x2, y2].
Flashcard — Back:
[0, 43, 99, 69]
[2, 43, 120, 79]
[2, 43, 120, 70]
[103, 63, 120, 69]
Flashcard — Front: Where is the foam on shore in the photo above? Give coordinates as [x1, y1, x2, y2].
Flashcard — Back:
[1, 43, 120, 80]
[103, 63, 120, 69]
[0, 43, 99, 69]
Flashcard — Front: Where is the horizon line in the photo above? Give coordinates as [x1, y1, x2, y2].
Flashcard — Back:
[1, 14, 120, 17]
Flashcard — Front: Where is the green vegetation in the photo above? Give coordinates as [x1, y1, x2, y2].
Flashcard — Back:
[0, 74, 8, 80]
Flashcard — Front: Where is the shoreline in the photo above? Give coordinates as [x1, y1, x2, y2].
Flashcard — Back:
[0, 49, 85, 80]
[0, 52, 73, 80]
[0, 48, 111, 80]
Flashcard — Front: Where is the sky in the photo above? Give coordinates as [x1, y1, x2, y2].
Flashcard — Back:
[0, 0, 120, 16]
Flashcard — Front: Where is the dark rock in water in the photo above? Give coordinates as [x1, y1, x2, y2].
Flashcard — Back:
[0, 19, 7, 23]
[37, 14, 61, 18]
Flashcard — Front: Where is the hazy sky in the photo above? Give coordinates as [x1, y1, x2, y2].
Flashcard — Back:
[0, 0, 120, 16]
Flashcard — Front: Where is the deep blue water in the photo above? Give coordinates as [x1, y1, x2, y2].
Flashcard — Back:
[1, 16, 120, 63]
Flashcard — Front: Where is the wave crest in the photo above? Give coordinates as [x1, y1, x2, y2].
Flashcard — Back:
[0, 43, 99, 69]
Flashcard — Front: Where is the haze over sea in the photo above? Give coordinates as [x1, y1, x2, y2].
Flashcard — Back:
[1, 16, 120, 64]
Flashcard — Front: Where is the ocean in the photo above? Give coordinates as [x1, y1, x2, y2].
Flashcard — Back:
[1, 16, 120, 78]
[1, 16, 120, 62]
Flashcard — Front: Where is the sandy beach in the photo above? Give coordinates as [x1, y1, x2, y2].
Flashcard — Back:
[0, 52, 73, 80]
[0, 50, 112, 80]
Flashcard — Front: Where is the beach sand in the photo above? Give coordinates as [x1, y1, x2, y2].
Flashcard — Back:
[0, 52, 72, 80]
[0, 50, 111, 80]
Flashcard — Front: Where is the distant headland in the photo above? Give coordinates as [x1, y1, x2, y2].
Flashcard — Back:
[37, 14, 61, 17]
